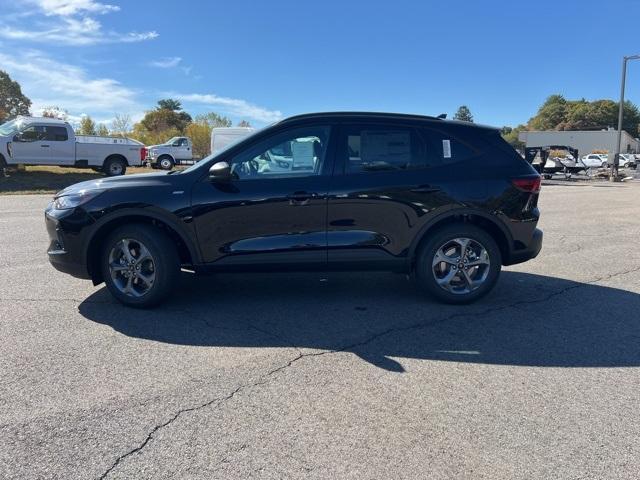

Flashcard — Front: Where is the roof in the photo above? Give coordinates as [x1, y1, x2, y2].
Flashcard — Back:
[16, 115, 69, 125]
[278, 111, 498, 130]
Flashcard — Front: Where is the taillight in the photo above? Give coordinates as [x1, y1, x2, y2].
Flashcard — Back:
[512, 176, 541, 193]
[140, 147, 147, 161]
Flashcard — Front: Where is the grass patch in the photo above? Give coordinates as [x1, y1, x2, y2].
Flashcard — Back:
[0, 165, 154, 195]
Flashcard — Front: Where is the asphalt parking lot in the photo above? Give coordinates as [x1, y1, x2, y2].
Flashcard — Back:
[1, 182, 640, 479]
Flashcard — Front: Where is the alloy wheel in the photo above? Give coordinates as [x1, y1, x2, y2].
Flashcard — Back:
[108, 238, 156, 297]
[432, 237, 490, 294]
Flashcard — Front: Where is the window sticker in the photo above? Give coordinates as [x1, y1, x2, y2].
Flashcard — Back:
[442, 139, 452, 158]
[361, 131, 411, 164]
[291, 140, 315, 169]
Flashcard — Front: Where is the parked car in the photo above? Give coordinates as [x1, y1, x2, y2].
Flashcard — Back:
[618, 154, 637, 168]
[0, 116, 145, 176]
[146, 136, 193, 170]
[44, 112, 543, 308]
[210, 127, 255, 154]
[580, 154, 608, 168]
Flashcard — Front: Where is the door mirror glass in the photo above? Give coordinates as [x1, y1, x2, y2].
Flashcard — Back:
[209, 161, 231, 181]
[13, 133, 23, 142]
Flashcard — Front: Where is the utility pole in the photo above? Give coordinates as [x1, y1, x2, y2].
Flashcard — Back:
[611, 55, 640, 181]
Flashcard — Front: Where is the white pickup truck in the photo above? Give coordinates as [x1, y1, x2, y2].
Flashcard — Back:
[0, 116, 146, 176]
[146, 137, 194, 170]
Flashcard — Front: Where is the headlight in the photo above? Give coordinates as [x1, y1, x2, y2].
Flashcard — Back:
[53, 189, 104, 210]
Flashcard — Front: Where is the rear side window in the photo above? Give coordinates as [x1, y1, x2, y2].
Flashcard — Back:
[421, 128, 477, 166]
[341, 125, 427, 173]
[45, 126, 68, 141]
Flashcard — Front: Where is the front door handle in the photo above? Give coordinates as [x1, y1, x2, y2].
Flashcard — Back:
[410, 184, 440, 193]
[286, 191, 318, 204]
[41, 144, 50, 148]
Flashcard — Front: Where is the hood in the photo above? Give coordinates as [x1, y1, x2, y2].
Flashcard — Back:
[55, 171, 172, 198]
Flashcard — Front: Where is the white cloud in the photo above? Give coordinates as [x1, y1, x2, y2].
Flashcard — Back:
[148, 57, 182, 68]
[29, 0, 120, 16]
[173, 93, 283, 123]
[0, 50, 143, 120]
[0, 1, 157, 46]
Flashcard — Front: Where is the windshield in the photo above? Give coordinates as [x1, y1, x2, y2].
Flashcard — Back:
[163, 137, 181, 145]
[0, 119, 21, 136]
[179, 126, 265, 174]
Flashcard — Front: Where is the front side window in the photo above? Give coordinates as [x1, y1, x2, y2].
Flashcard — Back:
[19, 126, 46, 142]
[341, 125, 426, 173]
[229, 126, 330, 180]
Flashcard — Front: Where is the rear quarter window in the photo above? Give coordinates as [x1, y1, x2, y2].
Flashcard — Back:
[420, 127, 478, 166]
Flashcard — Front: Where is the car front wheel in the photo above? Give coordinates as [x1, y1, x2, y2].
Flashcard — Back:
[415, 224, 501, 304]
[158, 156, 175, 170]
[101, 224, 180, 308]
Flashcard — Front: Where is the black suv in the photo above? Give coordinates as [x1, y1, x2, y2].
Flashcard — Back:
[45, 112, 542, 307]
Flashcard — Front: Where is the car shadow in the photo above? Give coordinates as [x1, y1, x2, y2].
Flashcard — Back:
[78, 271, 640, 372]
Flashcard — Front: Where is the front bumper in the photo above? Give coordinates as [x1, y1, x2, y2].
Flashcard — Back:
[45, 207, 93, 279]
[504, 228, 543, 266]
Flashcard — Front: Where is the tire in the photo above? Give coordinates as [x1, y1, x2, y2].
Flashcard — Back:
[101, 224, 180, 308]
[158, 155, 175, 171]
[601, 162, 608, 168]
[415, 224, 501, 304]
[103, 156, 127, 176]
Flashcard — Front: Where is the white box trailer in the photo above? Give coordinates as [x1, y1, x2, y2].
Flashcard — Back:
[211, 127, 255, 154]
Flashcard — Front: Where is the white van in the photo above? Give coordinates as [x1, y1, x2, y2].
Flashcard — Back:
[210, 127, 255, 154]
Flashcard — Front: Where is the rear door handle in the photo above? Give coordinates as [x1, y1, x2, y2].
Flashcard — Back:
[410, 184, 440, 193]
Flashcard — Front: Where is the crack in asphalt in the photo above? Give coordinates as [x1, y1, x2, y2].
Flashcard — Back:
[92, 263, 639, 478]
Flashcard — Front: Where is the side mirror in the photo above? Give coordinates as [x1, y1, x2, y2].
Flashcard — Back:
[13, 133, 22, 142]
[209, 161, 231, 181]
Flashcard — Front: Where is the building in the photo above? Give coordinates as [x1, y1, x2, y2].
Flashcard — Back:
[518, 129, 640, 155]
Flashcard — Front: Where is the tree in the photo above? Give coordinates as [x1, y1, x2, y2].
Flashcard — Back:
[501, 124, 527, 149]
[157, 98, 183, 111]
[195, 112, 232, 128]
[0, 70, 31, 122]
[237, 120, 252, 128]
[41, 106, 68, 120]
[527, 95, 640, 136]
[111, 113, 132, 136]
[78, 115, 96, 135]
[96, 124, 109, 136]
[185, 122, 212, 158]
[453, 105, 473, 122]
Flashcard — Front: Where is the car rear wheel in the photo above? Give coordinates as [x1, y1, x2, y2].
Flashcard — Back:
[101, 224, 180, 308]
[158, 155, 175, 170]
[104, 156, 127, 176]
[415, 224, 501, 304]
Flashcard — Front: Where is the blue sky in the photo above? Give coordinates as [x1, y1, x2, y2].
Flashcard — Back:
[1, 0, 639, 129]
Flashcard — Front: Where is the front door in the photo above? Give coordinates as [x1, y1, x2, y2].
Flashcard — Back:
[10, 125, 48, 164]
[191, 125, 333, 269]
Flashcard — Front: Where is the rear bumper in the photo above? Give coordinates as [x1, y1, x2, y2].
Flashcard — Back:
[504, 228, 543, 266]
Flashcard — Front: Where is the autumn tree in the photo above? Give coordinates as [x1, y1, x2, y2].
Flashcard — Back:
[237, 120, 252, 128]
[195, 112, 232, 128]
[0, 70, 31, 122]
[78, 115, 96, 135]
[41, 106, 68, 120]
[111, 113, 132, 136]
[96, 124, 109, 136]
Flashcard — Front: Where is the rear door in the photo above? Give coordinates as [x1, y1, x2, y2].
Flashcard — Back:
[327, 121, 480, 269]
[44, 125, 74, 165]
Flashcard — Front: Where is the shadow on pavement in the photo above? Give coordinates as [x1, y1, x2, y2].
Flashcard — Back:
[78, 271, 640, 372]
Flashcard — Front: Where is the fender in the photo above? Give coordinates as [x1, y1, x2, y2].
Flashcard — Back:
[407, 207, 514, 259]
[84, 206, 202, 267]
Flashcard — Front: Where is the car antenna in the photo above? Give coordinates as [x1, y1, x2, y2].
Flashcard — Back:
[437, 113, 447, 119]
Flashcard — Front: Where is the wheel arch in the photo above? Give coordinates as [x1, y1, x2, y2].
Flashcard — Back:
[85, 210, 199, 285]
[157, 153, 175, 162]
[409, 209, 512, 269]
